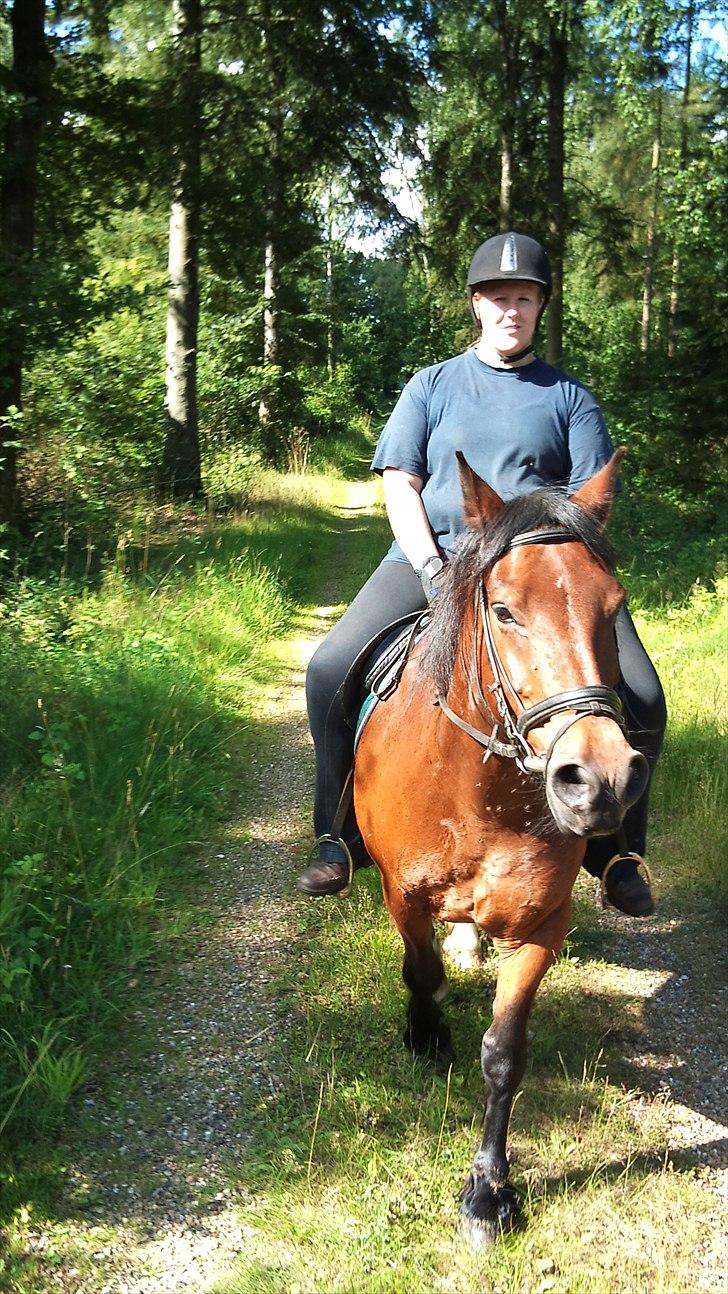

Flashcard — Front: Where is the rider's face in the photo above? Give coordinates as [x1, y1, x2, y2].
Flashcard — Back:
[472, 281, 543, 355]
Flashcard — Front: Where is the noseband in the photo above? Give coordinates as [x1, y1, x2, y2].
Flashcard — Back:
[436, 528, 625, 778]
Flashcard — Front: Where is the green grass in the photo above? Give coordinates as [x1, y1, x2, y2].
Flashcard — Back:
[635, 574, 728, 917]
[214, 527, 726, 1293]
[0, 470, 364, 1137]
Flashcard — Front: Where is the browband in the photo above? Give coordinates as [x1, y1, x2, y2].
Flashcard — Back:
[507, 530, 578, 549]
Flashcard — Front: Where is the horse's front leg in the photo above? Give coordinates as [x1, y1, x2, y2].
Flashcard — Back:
[460, 899, 571, 1247]
[383, 883, 454, 1064]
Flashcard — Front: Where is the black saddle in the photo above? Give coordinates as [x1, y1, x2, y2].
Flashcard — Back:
[341, 610, 431, 728]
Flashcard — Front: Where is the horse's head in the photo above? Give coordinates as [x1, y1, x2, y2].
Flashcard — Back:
[455, 450, 649, 838]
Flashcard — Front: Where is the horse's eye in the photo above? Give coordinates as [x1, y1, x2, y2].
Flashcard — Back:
[492, 604, 515, 624]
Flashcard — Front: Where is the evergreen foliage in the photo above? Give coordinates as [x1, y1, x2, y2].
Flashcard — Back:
[0, 0, 725, 1140]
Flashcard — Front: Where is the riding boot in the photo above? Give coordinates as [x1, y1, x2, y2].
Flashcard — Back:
[583, 800, 655, 917]
[296, 840, 352, 897]
[296, 834, 373, 898]
[600, 855, 655, 916]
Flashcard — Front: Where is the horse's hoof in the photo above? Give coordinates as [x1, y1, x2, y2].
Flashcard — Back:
[458, 1213, 498, 1251]
[459, 1175, 523, 1247]
[404, 1019, 454, 1068]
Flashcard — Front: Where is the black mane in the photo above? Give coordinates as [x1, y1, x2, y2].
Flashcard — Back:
[421, 488, 616, 695]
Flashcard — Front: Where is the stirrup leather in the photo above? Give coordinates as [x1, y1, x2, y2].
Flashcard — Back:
[599, 851, 652, 908]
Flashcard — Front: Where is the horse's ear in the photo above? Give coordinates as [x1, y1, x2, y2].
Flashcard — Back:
[456, 451, 504, 527]
[571, 448, 626, 528]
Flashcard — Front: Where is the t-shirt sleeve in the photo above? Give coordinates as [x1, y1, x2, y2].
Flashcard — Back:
[371, 372, 429, 480]
[565, 382, 616, 493]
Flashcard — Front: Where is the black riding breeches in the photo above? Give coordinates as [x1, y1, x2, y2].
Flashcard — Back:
[306, 559, 427, 858]
[305, 558, 667, 874]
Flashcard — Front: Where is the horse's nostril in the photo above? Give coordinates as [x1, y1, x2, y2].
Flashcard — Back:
[550, 762, 597, 809]
[623, 753, 649, 805]
[555, 763, 588, 787]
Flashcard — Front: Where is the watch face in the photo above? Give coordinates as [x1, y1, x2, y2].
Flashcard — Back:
[425, 556, 444, 577]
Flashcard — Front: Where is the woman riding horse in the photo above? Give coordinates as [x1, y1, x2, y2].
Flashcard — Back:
[298, 231, 666, 913]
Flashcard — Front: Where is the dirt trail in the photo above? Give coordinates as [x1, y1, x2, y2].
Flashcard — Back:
[23, 479, 378, 1293]
[21, 476, 727, 1291]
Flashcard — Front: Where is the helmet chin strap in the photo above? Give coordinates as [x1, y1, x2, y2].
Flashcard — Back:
[497, 300, 547, 365]
[500, 342, 534, 365]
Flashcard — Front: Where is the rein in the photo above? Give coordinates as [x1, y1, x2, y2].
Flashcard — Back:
[436, 529, 625, 779]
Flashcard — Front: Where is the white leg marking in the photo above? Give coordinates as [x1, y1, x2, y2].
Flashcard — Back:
[433, 975, 450, 1004]
[442, 922, 482, 971]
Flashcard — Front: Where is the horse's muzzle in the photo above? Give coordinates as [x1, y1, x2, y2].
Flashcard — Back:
[545, 750, 649, 836]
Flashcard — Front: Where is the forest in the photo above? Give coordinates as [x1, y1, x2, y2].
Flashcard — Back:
[0, 1, 727, 1287]
[1, 0, 726, 522]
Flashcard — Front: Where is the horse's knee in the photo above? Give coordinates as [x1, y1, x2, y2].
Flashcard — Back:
[404, 997, 453, 1065]
[403, 944, 445, 999]
[401, 934, 453, 1063]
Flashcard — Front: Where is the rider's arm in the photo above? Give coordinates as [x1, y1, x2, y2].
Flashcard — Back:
[382, 468, 440, 572]
[565, 382, 616, 493]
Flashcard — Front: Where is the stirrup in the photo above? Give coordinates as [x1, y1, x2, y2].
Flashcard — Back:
[311, 833, 354, 898]
[599, 851, 652, 909]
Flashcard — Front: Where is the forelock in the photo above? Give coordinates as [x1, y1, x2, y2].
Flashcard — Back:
[419, 489, 615, 695]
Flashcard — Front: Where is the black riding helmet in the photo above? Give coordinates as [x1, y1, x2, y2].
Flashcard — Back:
[467, 231, 552, 327]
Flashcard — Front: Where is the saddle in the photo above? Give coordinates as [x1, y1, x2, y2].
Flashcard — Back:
[316, 610, 431, 865]
[339, 609, 431, 748]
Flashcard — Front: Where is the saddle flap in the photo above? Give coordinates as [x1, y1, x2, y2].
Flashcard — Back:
[364, 613, 431, 699]
[340, 610, 430, 726]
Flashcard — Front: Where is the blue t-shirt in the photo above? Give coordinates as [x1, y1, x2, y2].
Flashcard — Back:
[371, 349, 614, 561]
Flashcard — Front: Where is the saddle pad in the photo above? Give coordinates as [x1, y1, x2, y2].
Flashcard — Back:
[354, 692, 379, 752]
[354, 612, 431, 752]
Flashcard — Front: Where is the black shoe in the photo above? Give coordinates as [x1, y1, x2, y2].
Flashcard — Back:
[603, 856, 655, 917]
[296, 842, 352, 897]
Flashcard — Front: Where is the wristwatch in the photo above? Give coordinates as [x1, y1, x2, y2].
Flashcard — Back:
[416, 554, 445, 580]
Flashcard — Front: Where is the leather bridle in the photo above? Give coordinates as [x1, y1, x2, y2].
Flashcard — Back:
[436, 528, 625, 778]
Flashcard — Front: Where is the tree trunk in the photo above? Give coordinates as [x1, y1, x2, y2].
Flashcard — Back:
[258, 192, 281, 448]
[325, 222, 335, 378]
[499, 121, 514, 231]
[492, 0, 519, 231]
[668, 0, 693, 360]
[0, 0, 52, 526]
[261, 218, 280, 371]
[257, 10, 285, 457]
[257, 159, 285, 455]
[546, 12, 567, 366]
[162, 0, 203, 499]
[640, 94, 662, 357]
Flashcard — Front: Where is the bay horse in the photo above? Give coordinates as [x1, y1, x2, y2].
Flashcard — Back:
[353, 449, 648, 1245]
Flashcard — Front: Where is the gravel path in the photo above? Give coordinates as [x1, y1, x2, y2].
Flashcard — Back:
[22, 479, 727, 1291]
[586, 897, 728, 1289]
[23, 481, 376, 1293]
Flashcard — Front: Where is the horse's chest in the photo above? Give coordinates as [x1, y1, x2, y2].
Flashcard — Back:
[432, 831, 575, 936]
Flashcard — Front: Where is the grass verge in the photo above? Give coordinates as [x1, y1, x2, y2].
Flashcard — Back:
[0, 471, 358, 1137]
